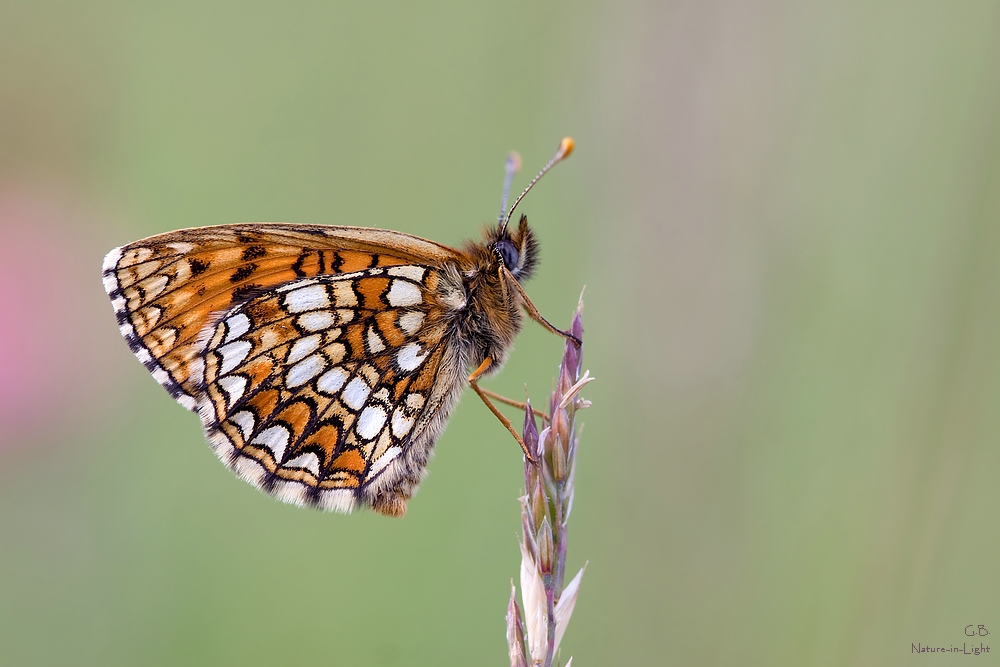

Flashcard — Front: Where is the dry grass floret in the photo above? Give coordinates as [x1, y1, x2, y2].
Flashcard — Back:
[506, 302, 592, 667]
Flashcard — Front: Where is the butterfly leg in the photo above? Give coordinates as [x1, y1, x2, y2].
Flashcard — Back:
[477, 387, 548, 421]
[469, 357, 538, 462]
[501, 267, 582, 345]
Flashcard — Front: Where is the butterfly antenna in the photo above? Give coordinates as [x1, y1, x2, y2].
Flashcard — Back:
[500, 137, 574, 235]
[498, 151, 522, 225]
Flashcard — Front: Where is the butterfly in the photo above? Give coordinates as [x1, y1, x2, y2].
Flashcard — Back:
[102, 138, 577, 517]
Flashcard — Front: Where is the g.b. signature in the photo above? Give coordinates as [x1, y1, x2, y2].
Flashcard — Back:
[965, 625, 989, 637]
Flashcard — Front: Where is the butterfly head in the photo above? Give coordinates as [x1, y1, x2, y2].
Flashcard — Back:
[489, 214, 538, 281]
[483, 137, 572, 283]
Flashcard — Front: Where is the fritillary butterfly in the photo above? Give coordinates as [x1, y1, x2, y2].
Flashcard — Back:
[102, 138, 576, 516]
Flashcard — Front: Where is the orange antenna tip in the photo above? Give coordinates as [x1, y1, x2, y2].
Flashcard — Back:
[559, 137, 574, 159]
[500, 137, 576, 234]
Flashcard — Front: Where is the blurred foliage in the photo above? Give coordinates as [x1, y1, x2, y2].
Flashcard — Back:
[1, 2, 998, 665]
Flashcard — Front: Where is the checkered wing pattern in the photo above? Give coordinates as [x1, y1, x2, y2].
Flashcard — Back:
[198, 268, 448, 512]
[102, 224, 463, 514]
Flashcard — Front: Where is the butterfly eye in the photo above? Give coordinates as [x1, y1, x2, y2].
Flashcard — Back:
[495, 239, 519, 270]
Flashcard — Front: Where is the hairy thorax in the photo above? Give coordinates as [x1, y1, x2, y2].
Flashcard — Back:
[436, 260, 523, 376]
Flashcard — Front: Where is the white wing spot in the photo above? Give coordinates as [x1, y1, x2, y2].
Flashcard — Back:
[317, 367, 349, 394]
[357, 405, 388, 441]
[391, 409, 414, 438]
[386, 280, 422, 307]
[251, 425, 290, 462]
[387, 265, 426, 281]
[396, 343, 428, 371]
[217, 340, 252, 375]
[284, 452, 321, 476]
[398, 311, 424, 335]
[218, 374, 248, 404]
[406, 393, 425, 410]
[230, 410, 256, 439]
[286, 354, 326, 388]
[297, 310, 335, 332]
[287, 334, 321, 363]
[285, 284, 330, 313]
[225, 313, 251, 343]
[342, 377, 371, 411]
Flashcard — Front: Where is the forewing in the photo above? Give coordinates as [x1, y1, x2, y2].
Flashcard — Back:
[102, 223, 462, 407]
[195, 267, 452, 513]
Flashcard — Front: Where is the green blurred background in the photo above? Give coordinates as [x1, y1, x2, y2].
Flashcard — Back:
[1, 2, 998, 665]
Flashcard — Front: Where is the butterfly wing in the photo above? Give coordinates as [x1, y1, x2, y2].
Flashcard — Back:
[103, 224, 468, 515]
